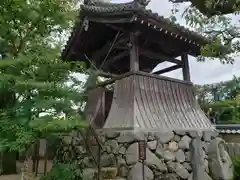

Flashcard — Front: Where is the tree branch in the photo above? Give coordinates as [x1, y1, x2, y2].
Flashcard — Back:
[17, 17, 43, 55]
[170, 0, 240, 16]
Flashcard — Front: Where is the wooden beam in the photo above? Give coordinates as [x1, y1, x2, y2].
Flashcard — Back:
[106, 24, 130, 33]
[115, 46, 128, 50]
[115, 46, 182, 66]
[96, 71, 117, 78]
[43, 140, 48, 175]
[153, 64, 182, 75]
[32, 142, 38, 173]
[129, 32, 139, 71]
[181, 53, 191, 81]
[91, 43, 112, 65]
[98, 72, 133, 87]
[142, 68, 152, 72]
[106, 24, 197, 56]
[91, 36, 128, 65]
[146, 31, 198, 54]
[100, 31, 121, 69]
[115, 46, 183, 66]
[139, 48, 182, 65]
[109, 51, 129, 63]
[103, 51, 129, 71]
[34, 140, 40, 177]
[115, 37, 129, 47]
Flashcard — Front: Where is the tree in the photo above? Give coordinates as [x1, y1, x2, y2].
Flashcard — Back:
[0, 0, 86, 174]
[196, 76, 240, 103]
[196, 76, 240, 123]
[169, 0, 240, 63]
[170, 0, 240, 16]
[168, 0, 239, 123]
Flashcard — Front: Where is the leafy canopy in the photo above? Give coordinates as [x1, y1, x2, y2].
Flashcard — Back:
[196, 76, 240, 123]
[170, 0, 240, 16]
[170, 0, 240, 63]
[0, 0, 86, 152]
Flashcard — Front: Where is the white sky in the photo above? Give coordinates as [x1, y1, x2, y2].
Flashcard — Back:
[108, 0, 240, 85]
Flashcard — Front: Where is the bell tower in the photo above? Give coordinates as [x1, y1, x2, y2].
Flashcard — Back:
[63, 0, 213, 131]
[61, 1, 225, 180]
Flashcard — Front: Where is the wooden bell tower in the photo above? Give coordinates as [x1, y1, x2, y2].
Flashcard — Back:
[62, 0, 214, 131]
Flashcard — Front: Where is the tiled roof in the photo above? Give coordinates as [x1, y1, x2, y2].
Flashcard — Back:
[62, 1, 209, 61]
[216, 124, 240, 134]
[80, 1, 207, 44]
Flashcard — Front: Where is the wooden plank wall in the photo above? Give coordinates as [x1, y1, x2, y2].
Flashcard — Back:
[225, 143, 240, 157]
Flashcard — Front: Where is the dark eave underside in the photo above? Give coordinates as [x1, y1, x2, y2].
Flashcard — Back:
[64, 21, 201, 74]
[80, 2, 207, 44]
[62, 2, 209, 74]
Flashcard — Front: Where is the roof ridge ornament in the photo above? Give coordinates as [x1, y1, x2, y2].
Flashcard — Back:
[83, 0, 110, 5]
[134, 0, 150, 7]
[83, 0, 151, 8]
[83, 0, 94, 5]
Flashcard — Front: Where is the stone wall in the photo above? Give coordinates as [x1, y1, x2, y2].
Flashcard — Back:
[100, 131, 218, 180]
[57, 130, 219, 180]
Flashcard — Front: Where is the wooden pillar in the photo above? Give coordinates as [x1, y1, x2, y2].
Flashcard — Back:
[34, 140, 40, 177]
[181, 53, 191, 81]
[32, 142, 38, 173]
[129, 32, 139, 72]
[43, 139, 48, 175]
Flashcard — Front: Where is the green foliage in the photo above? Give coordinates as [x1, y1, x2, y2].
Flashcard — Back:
[170, 1, 240, 63]
[201, 99, 239, 109]
[197, 76, 240, 123]
[170, 0, 240, 16]
[41, 135, 87, 180]
[0, 0, 87, 153]
[231, 155, 240, 180]
[0, 44, 86, 152]
[196, 76, 240, 103]
[0, 0, 78, 55]
[201, 99, 240, 123]
[41, 163, 83, 180]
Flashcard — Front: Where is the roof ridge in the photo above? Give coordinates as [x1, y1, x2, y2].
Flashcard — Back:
[81, 2, 207, 43]
[83, 0, 150, 7]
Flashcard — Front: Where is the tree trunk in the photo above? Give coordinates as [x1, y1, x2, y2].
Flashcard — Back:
[2, 150, 17, 174]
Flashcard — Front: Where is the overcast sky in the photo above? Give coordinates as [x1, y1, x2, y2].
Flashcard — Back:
[108, 0, 240, 85]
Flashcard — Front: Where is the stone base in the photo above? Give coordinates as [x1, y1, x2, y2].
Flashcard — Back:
[57, 130, 219, 180]
[99, 130, 217, 180]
